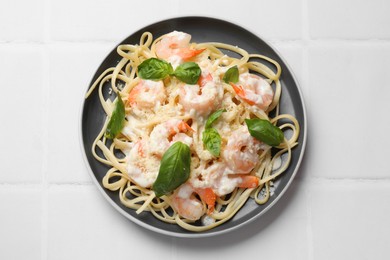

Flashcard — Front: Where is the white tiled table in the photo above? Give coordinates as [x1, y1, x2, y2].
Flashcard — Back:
[1, 0, 389, 259]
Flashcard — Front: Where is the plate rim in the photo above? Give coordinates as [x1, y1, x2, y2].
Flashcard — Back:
[78, 15, 308, 238]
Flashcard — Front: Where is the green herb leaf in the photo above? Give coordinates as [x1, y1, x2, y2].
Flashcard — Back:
[153, 142, 191, 197]
[245, 118, 284, 146]
[205, 109, 226, 129]
[223, 65, 239, 84]
[172, 62, 201, 84]
[138, 58, 173, 80]
[202, 128, 222, 157]
[105, 93, 125, 139]
[203, 109, 226, 157]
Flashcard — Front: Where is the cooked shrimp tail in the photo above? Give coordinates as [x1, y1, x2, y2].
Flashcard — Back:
[195, 187, 216, 214]
[178, 48, 205, 60]
[236, 175, 259, 189]
[231, 83, 256, 106]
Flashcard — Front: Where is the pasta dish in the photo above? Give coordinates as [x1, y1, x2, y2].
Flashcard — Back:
[85, 31, 300, 231]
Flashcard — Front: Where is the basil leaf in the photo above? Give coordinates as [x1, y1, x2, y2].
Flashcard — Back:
[223, 65, 239, 84]
[245, 118, 284, 146]
[205, 109, 226, 129]
[105, 93, 125, 139]
[202, 128, 222, 157]
[172, 62, 201, 84]
[138, 58, 173, 80]
[153, 142, 191, 197]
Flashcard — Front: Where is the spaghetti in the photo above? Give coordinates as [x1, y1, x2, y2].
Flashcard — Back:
[85, 31, 300, 231]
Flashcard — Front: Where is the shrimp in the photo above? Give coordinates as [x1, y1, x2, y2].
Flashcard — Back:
[192, 162, 259, 197]
[223, 125, 262, 174]
[179, 73, 223, 116]
[170, 183, 216, 220]
[155, 31, 205, 63]
[126, 140, 159, 188]
[170, 183, 205, 221]
[149, 119, 193, 157]
[231, 73, 274, 111]
[127, 79, 166, 109]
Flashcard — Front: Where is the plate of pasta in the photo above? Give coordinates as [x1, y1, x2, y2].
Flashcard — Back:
[81, 16, 306, 237]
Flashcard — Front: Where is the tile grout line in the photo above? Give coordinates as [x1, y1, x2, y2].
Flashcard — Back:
[40, 50, 49, 260]
[301, 0, 314, 259]
[41, 0, 51, 258]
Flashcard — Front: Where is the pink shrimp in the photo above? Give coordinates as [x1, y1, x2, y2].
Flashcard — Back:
[170, 184, 205, 221]
[149, 119, 193, 157]
[170, 183, 216, 220]
[231, 73, 274, 111]
[155, 31, 205, 62]
[223, 125, 262, 174]
[193, 162, 259, 197]
[179, 73, 222, 116]
[126, 140, 159, 188]
[127, 79, 166, 109]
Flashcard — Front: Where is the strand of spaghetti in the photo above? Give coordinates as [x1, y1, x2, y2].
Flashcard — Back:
[97, 74, 114, 116]
[149, 207, 177, 224]
[85, 68, 115, 98]
[102, 168, 128, 191]
[150, 197, 170, 210]
[98, 71, 127, 115]
[269, 80, 281, 112]
[112, 138, 130, 151]
[255, 181, 270, 204]
[117, 45, 139, 60]
[96, 140, 127, 174]
[126, 185, 146, 197]
[90, 118, 113, 166]
[119, 186, 142, 209]
[247, 62, 278, 81]
[272, 114, 300, 145]
[212, 189, 246, 220]
[197, 42, 250, 64]
[139, 31, 153, 47]
[254, 151, 271, 178]
[279, 123, 298, 147]
[111, 57, 128, 93]
[259, 142, 298, 185]
[248, 54, 282, 80]
[136, 192, 156, 214]
[120, 185, 156, 211]
[216, 189, 239, 206]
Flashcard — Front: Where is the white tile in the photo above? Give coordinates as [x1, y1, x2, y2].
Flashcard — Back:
[0, 46, 44, 183]
[0, 186, 42, 259]
[173, 180, 309, 260]
[177, 0, 303, 40]
[47, 44, 112, 183]
[306, 43, 390, 179]
[48, 185, 174, 260]
[50, 0, 180, 41]
[310, 180, 390, 260]
[309, 0, 390, 39]
[0, 0, 44, 42]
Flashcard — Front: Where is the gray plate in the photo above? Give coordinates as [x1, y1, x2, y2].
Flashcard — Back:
[80, 16, 307, 238]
